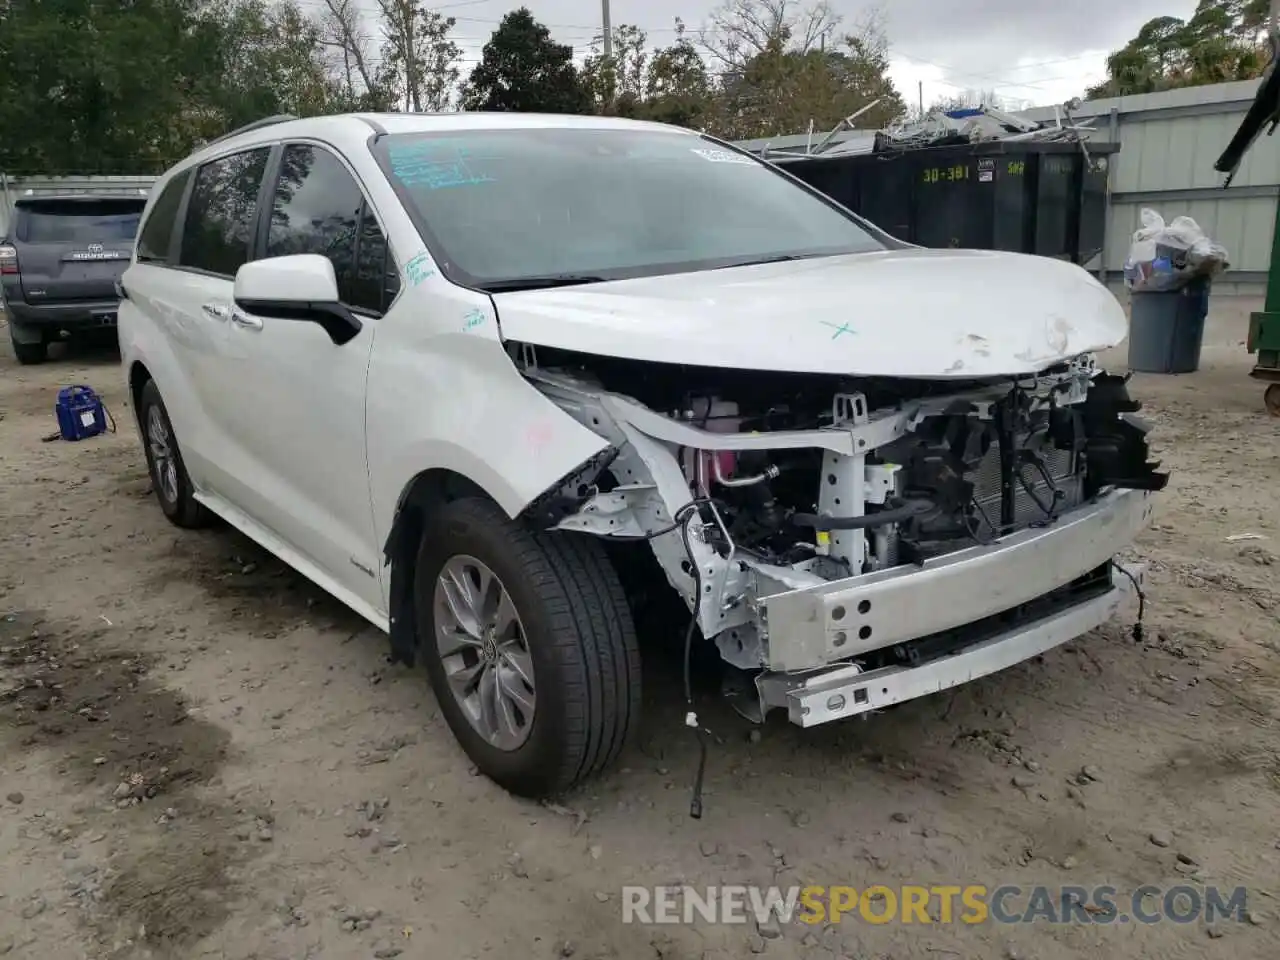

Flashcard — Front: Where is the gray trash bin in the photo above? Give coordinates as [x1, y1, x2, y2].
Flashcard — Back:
[1127, 279, 1210, 374]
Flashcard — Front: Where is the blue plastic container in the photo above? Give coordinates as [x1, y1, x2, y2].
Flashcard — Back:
[54, 385, 109, 441]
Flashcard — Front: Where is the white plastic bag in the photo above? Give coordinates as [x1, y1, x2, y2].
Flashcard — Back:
[1124, 207, 1229, 292]
[1163, 215, 1206, 252]
[1127, 208, 1163, 265]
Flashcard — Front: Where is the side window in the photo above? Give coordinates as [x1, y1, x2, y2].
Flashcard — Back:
[267, 145, 362, 302]
[351, 206, 399, 313]
[179, 147, 270, 276]
[136, 169, 190, 263]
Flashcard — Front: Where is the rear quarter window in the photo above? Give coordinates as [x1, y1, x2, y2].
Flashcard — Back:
[137, 170, 192, 264]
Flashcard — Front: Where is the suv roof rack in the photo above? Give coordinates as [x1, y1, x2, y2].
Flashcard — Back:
[205, 114, 298, 148]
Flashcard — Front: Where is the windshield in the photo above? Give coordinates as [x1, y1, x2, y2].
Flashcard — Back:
[15, 199, 144, 244]
[376, 127, 887, 288]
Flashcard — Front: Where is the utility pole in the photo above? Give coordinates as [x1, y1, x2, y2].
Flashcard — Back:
[601, 0, 612, 59]
[918, 81, 924, 117]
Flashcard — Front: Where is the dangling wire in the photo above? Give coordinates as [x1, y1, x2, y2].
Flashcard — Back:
[675, 500, 713, 819]
[1111, 560, 1147, 644]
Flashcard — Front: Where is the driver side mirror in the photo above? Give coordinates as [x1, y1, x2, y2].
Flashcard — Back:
[234, 254, 363, 345]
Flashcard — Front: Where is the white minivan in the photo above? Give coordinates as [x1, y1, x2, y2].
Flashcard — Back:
[118, 112, 1164, 799]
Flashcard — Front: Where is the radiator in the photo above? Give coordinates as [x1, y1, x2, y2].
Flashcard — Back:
[970, 433, 1083, 539]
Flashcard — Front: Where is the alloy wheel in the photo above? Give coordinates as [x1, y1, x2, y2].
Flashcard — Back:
[146, 405, 179, 505]
[432, 555, 536, 751]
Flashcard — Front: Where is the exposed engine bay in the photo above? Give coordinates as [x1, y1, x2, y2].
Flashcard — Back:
[511, 340, 1167, 722]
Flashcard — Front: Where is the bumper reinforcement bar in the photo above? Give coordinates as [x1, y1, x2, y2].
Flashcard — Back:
[758, 562, 1144, 727]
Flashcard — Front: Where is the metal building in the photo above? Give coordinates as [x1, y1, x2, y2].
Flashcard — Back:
[1018, 78, 1278, 297]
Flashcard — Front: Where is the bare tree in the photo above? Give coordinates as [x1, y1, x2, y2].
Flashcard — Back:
[931, 88, 1007, 112]
[416, 9, 462, 111]
[375, 0, 461, 112]
[699, 0, 840, 72]
[843, 4, 890, 62]
[375, 0, 417, 111]
[317, 0, 386, 107]
[581, 23, 649, 113]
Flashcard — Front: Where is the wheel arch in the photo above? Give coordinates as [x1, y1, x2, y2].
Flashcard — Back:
[128, 359, 153, 432]
[381, 467, 500, 668]
[381, 436, 623, 666]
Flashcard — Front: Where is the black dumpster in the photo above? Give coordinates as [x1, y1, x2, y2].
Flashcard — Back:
[770, 140, 1118, 265]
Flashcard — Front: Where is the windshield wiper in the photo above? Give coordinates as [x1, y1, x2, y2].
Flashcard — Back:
[716, 253, 828, 269]
[477, 274, 609, 293]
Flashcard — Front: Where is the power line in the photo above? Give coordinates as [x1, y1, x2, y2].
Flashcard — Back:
[890, 48, 1108, 94]
[301, 1, 1109, 99]
[322, 1, 1105, 75]
[447, 14, 682, 32]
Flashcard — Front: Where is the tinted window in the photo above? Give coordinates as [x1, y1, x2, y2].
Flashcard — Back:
[352, 208, 397, 313]
[267, 145, 360, 298]
[377, 128, 886, 288]
[15, 199, 145, 244]
[180, 148, 270, 275]
[137, 170, 191, 263]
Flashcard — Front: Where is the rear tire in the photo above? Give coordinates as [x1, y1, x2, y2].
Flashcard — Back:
[415, 497, 641, 798]
[1265, 383, 1280, 418]
[9, 328, 47, 365]
[138, 380, 210, 529]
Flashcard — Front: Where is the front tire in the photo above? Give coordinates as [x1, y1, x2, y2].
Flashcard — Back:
[415, 497, 641, 798]
[138, 380, 210, 529]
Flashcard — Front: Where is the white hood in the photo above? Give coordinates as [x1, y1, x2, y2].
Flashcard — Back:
[491, 248, 1128, 378]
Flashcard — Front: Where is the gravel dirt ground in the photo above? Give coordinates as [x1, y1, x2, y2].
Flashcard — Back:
[1, 300, 1278, 960]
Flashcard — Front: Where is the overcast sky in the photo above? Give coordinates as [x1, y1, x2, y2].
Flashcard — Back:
[335, 0, 1200, 111]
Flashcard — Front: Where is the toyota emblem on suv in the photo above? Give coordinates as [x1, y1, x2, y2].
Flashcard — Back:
[87, 243, 104, 254]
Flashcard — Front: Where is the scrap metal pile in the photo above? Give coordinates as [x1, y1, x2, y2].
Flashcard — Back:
[874, 101, 1097, 153]
[757, 99, 1098, 162]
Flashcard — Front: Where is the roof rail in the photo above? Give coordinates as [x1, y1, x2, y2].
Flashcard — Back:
[205, 114, 298, 148]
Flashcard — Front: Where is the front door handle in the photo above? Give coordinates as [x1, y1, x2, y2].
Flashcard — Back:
[230, 309, 263, 331]
[201, 302, 229, 321]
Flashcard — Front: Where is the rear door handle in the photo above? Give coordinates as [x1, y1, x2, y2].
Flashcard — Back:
[201, 302, 229, 321]
[230, 309, 263, 331]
